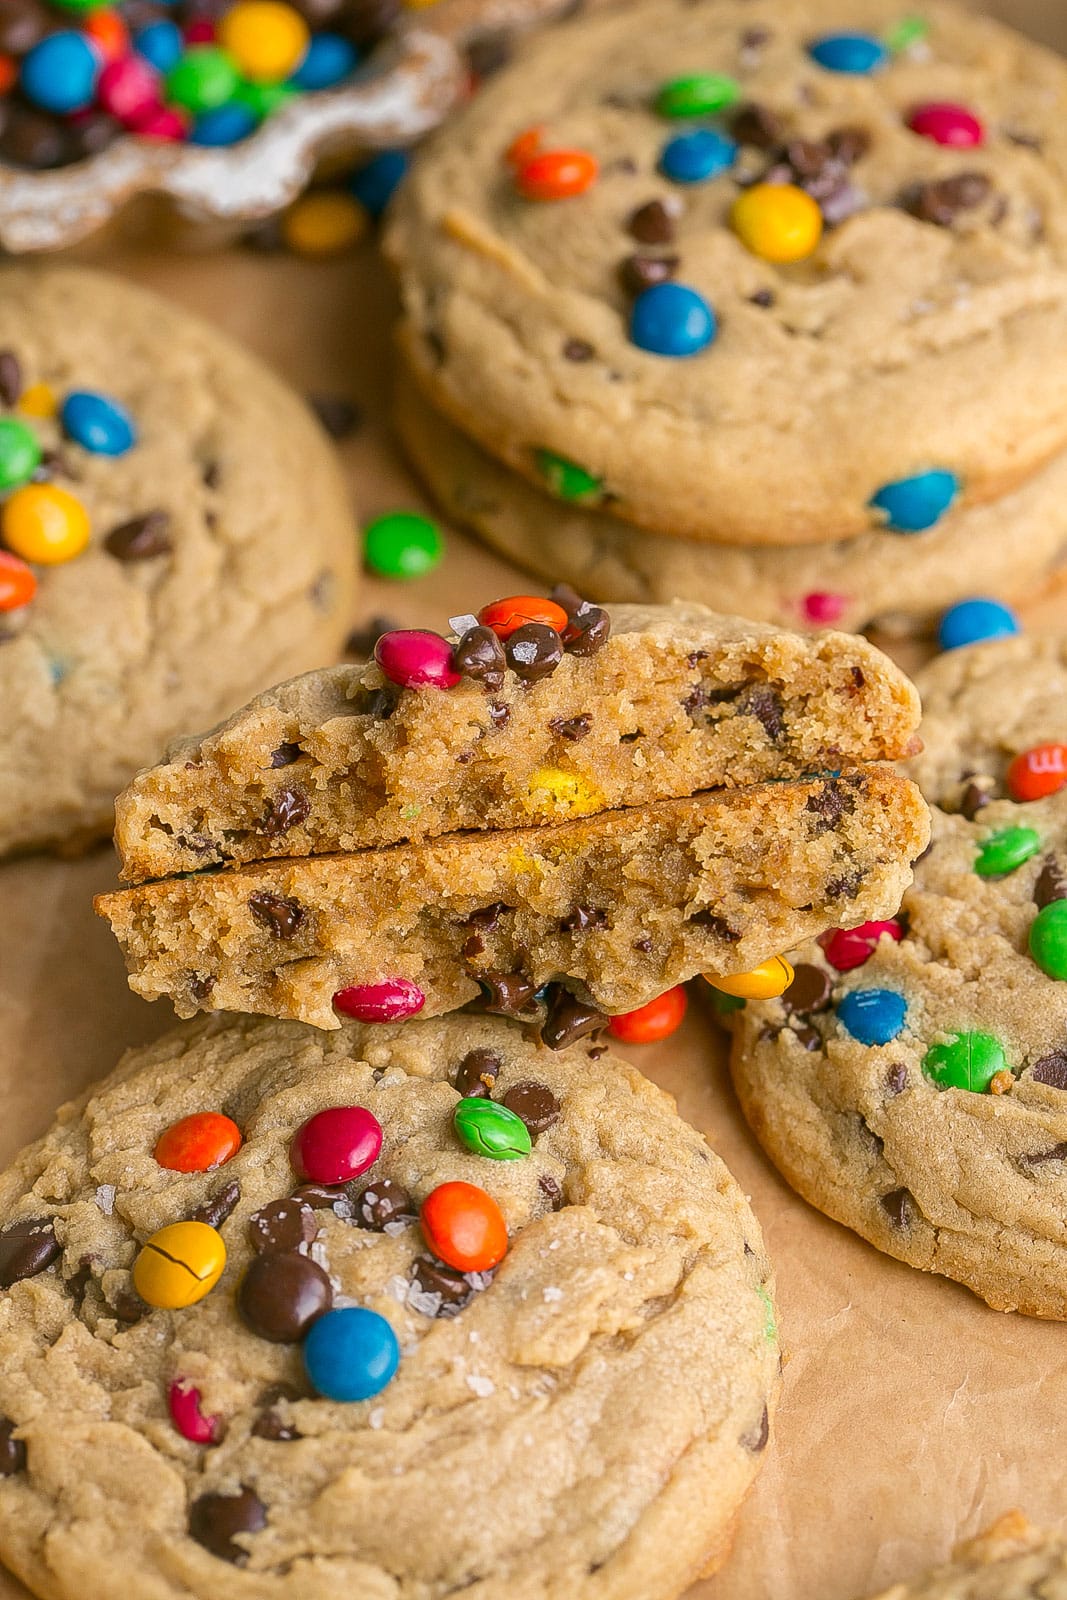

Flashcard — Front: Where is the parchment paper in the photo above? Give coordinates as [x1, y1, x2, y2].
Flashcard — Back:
[3, 8, 1067, 1590]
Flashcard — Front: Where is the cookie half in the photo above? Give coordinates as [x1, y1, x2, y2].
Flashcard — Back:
[863, 1513, 1064, 1599]
[0, 267, 356, 858]
[0, 1012, 778, 1600]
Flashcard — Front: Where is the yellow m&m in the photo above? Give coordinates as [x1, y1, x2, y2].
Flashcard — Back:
[2, 484, 90, 565]
[282, 192, 369, 257]
[706, 956, 795, 1001]
[218, 1, 310, 83]
[133, 1221, 227, 1310]
[731, 183, 823, 264]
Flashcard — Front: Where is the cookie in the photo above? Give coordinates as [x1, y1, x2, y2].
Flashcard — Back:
[864, 1513, 1066, 1599]
[0, 1010, 779, 1600]
[97, 768, 929, 1032]
[394, 367, 1067, 637]
[0, 266, 356, 858]
[728, 791, 1067, 1317]
[389, 0, 1067, 548]
[908, 634, 1067, 812]
[112, 597, 922, 883]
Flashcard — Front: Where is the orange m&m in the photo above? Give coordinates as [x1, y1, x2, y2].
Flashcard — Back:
[0, 55, 16, 96]
[0, 552, 36, 613]
[515, 150, 598, 201]
[84, 10, 130, 62]
[505, 125, 543, 168]
[155, 1112, 243, 1173]
[607, 986, 688, 1044]
[477, 595, 570, 639]
[420, 1180, 508, 1273]
[1007, 744, 1067, 803]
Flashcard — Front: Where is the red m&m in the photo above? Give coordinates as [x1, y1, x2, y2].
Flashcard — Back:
[333, 978, 425, 1022]
[420, 1180, 508, 1273]
[515, 149, 598, 201]
[290, 1106, 383, 1185]
[154, 1111, 242, 1172]
[168, 1380, 221, 1444]
[374, 630, 461, 690]
[820, 919, 904, 972]
[907, 102, 984, 148]
[0, 552, 36, 613]
[477, 595, 569, 640]
[1007, 744, 1067, 802]
[607, 986, 688, 1044]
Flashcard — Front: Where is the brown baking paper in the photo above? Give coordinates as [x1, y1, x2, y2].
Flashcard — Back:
[4, 11, 1067, 1584]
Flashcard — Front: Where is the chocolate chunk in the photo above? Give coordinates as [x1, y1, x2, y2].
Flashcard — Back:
[251, 1408, 301, 1441]
[781, 963, 832, 1015]
[291, 1182, 347, 1209]
[826, 870, 863, 901]
[345, 615, 397, 659]
[190, 974, 216, 1004]
[308, 393, 361, 438]
[463, 933, 485, 959]
[828, 125, 871, 165]
[563, 604, 611, 657]
[467, 903, 510, 931]
[248, 1198, 317, 1255]
[0, 352, 22, 409]
[112, 1288, 145, 1324]
[549, 713, 593, 742]
[356, 1178, 415, 1230]
[189, 1487, 268, 1564]
[238, 1252, 332, 1343]
[466, 30, 512, 78]
[105, 510, 174, 563]
[0, 1217, 60, 1288]
[259, 788, 310, 837]
[741, 1403, 770, 1452]
[563, 338, 595, 361]
[538, 1173, 564, 1210]
[748, 288, 775, 308]
[488, 701, 510, 729]
[0, 1419, 25, 1477]
[541, 984, 607, 1050]
[736, 684, 785, 741]
[959, 781, 993, 820]
[269, 741, 303, 768]
[502, 1081, 560, 1134]
[885, 1063, 908, 1097]
[907, 172, 992, 226]
[410, 1256, 475, 1316]
[454, 1047, 502, 1097]
[627, 198, 678, 244]
[1035, 857, 1067, 909]
[477, 972, 538, 1015]
[791, 1023, 822, 1051]
[191, 1180, 241, 1230]
[1032, 1051, 1067, 1090]
[689, 909, 741, 941]
[248, 891, 305, 939]
[454, 624, 506, 692]
[805, 781, 853, 831]
[730, 103, 783, 149]
[1017, 1142, 1067, 1171]
[619, 252, 679, 294]
[879, 1188, 914, 1229]
[506, 623, 564, 683]
[560, 905, 608, 932]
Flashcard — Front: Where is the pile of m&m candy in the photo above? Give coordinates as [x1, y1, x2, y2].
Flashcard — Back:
[0, 0, 396, 170]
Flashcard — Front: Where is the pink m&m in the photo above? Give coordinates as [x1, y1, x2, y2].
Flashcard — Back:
[129, 104, 187, 140]
[333, 978, 425, 1023]
[290, 1105, 383, 1184]
[374, 630, 461, 691]
[907, 102, 984, 148]
[820, 919, 904, 972]
[800, 592, 847, 626]
[168, 1381, 221, 1444]
[98, 55, 160, 124]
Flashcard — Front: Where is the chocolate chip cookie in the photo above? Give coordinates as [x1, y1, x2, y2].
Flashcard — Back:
[0, 1011, 778, 1600]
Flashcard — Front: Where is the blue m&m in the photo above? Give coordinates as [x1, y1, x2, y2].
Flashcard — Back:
[938, 598, 1020, 652]
[190, 102, 259, 146]
[630, 283, 717, 357]
[837, 988, 907, 1046]
[61, 391, 137, 456]
[20, 32, 100, 115]
[303, 1306, 400, 1401]
[289, 33, 358, 91]
[659, 128, 737, 184]
[349, 150, 409, 217]
[869, 470, 960, 532]
[808, 32, 888, 74]
[134, 20, 184, 74]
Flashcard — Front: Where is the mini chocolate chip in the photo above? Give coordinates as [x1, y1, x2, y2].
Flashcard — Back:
[259, 788, 310, 837]
[345, 615, 397, 659]
[190, 974, 216, 1003]
[252, 1409, 301, 1441]
[879, 1188, 914, 1228]
[739, 24, 770, 56]
[781, 963, 832, 1015]
[541, 984, 607, 1050]
[561, 905, 608, 932]
[189, 1487, 268, 1564]
[269, 742, 302, 768]
[627, 198, 678, 244]
[689, 910, 741, 941]
[805, 782, 852, 830]
[104, 509, 172, 562]
[111, 1288, 145, 1324]
[0, 1217, 60, 1288]
[0, 352, 22, 408]
[619, 252, 679, 294]
[248, 1199, 317, 1255]
[826, 870, 863, 901]
[201, 460, 221, 489]
[454, 1047, 502, 1097]
[1017, 1142, 1067, 1171]
[248, 891, 305, 939]
[291, 1182, 347, 1209]
[0, 1419, 25, 1477]
[191, 1180, 241, 1230]
[563, 338, 595, 361]
[502, 1081, 560, 1134]
[730, 103, 783, 149]
[907, 171, 992, 226]
[791, 1023, 822, 1051]
[356, 1178, 415, 1230]
[885, 1063, 908, 1097]
[1035, 857, 1067, 910]
[828, 125, 870, 165]
[757, 1023, 782, 1045]
[410, 1256, 475, 1316]
[632, 935, 653, 953]
[1031, 1051, 1067, 1090]
[238, 1252, 332, 1343]
[563, 605, 611, 657]
[538, 1173, 564, 1209]
[741, 1403, 770, 1452]
[736, 685, 785, 741]
[506, 623, 564, 683]
[308, 393, 361, 438]
[488, 701, 510, 729]
[477, 972, 538, 1015]
[748, 287, 775, 307]
[454, 624, 506, 692]
[549, 713, 592, 741]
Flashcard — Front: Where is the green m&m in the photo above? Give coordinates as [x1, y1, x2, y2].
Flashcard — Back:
[535, 450, 603, 504]
[453, 1097, 532, 1160]
[1029, 900, 1067, 980]
[654, 72, 741, 119]
[923, 1031, 1006, 1093]
[165, 48, 241, 114]
[0, 418, 42, 492]
[363, 511, 444, 580]
[974, 825, 1041, 878]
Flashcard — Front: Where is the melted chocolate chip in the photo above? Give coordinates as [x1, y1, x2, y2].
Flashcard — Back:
[632, 935, 653, 953]
[689, 910, 741, 941]
[463, 933, 485, 959]
[477, 972, 538, 1015]
[356, 1178, 415, 1230]
[1031, 1051, 1067, 1090]
[627, 198, 678, 244]
[563, 338, 595, 361]
[549, 713, 592, 742]
[748, 287, 775, 308]
[248, 1199, 317, 1255]
[269, 742, 302, 768]
[1035, 857, 1067, 910]
[454, 624, 506, 692]
[826, 870, 863, 901]
[539, 1173, 564, 1210]
[740, 1403, 770, 1452]
[960, 780, 994, 820]
[1017, 1142, 1067, 1172]
[828, 125, 871, 165]
[0, 352, 22, 409]
[730, 103, 783, 149]
[805, 781, 854, 831]
[252, 1408, 301, 1441]
[560, 905, 608, 932]
[619, 252, 679, 294]
[238, 1252, 332, 1342]
[879, 1188, 914, 1229]
[410, 1256, 475, 1316]
[112, 1288, 145, 1325]
[454, 1047, 502, 1097]
[0, 1419, 25, 1477]
[781, 963, 832, 1015]
[189, 1488, 268, 1565]
[885, 1063, 908, 1097]
[541, 984, 607, 1050]
[907, 172, 992, 226]
[104, 510, 173, 562]
[736, 684, 785, 741]
[191, 1180, 241, 1230]
[190, 974, 216, 1004]
[308, 394, 360, 439]
[502, 1081, 560, 1134]
[259, 788, 310, 837]
[291, 1182, 347, 1210]
[0, 1217, 60, 1288]
[488, 701, 511, 729]
[563, 604, 611, 657]
[791, 1023, 822, 1051]
[248, 891, 305, 939]
[506, 623, 564, 683]
[467, 903, 510, 931]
